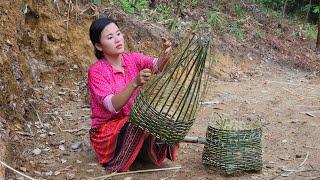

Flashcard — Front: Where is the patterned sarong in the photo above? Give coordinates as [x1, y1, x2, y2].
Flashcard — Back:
[89, 116, 178, 172]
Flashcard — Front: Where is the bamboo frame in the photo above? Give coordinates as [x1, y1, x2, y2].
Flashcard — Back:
[129, 35, 209, 145]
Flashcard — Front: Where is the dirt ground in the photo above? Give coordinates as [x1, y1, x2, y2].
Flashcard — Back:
[4, 54, 319, 180]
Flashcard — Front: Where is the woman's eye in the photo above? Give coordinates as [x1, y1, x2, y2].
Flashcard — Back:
[107, 36, 112, 40]
[117, 32, 121, 36]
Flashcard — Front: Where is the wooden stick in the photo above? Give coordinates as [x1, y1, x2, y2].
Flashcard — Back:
[301, 145, 320, 150]
[267, 80, 300, 86]
[56, 3, 61, 14]
[282, 87, 304, 99]
[0, 160, 36, 180]
[183, 136, 206, 144]
[57, 165, 72, 172]
[89, 166, 181, 180]
[55, 121, 63, 132]
[29, 102, 43, 127]
[308, 176, 320, 180]
[299, 152, 309, 167]
[62, 127, 90, 133]
[303, 112, 316, 117]
[75, 0, 78, 22]
[199, 100, 220, 105]
[66, 0, 72, 38]
[296, 105, 320, 108]
[282, 87, 319, 100]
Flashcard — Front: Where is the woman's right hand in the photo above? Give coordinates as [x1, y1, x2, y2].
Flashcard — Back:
[132, 68, 152, 87]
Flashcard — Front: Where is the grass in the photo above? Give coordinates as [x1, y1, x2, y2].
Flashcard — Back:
[117, 0, 149, 15]
[207, 11, 226, 31]
[304, 23, 318, 39]
[229, 21, 245, 40]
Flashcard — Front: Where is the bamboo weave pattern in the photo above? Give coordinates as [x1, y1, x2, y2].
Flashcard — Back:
[202, 119, 262, 174]
[129, 35, 209, 145]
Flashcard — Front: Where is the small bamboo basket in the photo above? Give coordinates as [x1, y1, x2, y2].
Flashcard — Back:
[129, 35, 209, 145]
[202, 116, 262, 174]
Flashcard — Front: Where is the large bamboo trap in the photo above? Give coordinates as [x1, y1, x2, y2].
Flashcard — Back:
[129, 35, 209, 145]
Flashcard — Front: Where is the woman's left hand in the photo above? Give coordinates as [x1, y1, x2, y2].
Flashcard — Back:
[157, 40, 173, 72]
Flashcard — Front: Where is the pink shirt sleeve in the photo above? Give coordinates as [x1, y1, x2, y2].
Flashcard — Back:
[103, 94, 118, 114]
[131, 52, 156, 71]
[88, 67, 113, 107]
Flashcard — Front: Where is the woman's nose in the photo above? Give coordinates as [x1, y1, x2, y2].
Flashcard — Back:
[114, 36, 120, 43]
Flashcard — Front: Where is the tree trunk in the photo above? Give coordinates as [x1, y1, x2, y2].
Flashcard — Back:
[305, 0, 312, 21]
[317, 5, 320, 52]
[149, 0, 156, 9]
[282, 0, 288, 17]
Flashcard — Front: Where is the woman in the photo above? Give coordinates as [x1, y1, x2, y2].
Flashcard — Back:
[88, 17, 178, 172]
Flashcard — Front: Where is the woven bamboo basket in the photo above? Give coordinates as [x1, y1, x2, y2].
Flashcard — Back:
[202, 117, 262, 174]
[129, 35, 209, 145]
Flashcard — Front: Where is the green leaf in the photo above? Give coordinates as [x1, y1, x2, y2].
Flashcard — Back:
[91, 0, 101, 5]
[312, 7, 320, 14]
[20, 4, 28, 14]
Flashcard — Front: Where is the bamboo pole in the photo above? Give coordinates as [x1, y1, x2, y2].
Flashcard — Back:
[0, 160, 35, 180]
[89, 166, 181, 180]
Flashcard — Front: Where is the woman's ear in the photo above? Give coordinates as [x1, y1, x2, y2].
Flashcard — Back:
[94, 43, 103, 51]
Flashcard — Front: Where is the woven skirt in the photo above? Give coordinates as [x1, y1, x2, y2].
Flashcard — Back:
[89, 116, 179, 172]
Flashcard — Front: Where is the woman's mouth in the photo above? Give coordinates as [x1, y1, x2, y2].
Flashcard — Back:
[116, 44, 123, 49]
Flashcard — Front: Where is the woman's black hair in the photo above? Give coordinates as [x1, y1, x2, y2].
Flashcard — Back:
[89, 17, 119, 59]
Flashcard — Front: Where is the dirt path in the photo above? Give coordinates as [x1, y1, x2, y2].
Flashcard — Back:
[7, 58, 320, 180]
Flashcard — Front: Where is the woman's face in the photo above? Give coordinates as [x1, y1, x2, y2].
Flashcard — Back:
[96, 22, 125, 57]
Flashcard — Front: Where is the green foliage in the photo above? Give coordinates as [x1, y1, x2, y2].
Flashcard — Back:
[133, 0, 149, 10]
[253, 30, 265, 39]
[252, 0, 319, 23]
[168, 19, 181, 35]
[304, 23, 317, 39]
[118, 0, 134, 14]
[214, 0, 224, 11]
[301, 3, 312, 13]
[234, 5, 245, 17]
[155, 3, 173, 20]
[117, 0, 149, 15]
[208, 55, 219, 63]
[312, 6, 320, 14]
[91, 0, 101, 5]
[291, 30, 297, 38]
[270, 10, 282, 19]
[191, 0, 201, 6]
[207, 11, 226, 31]
[252, 0, 291, 11]
[229, 21, 245, 39]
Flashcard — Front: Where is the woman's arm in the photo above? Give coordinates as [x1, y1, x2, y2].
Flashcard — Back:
[111, 68, 151, 111]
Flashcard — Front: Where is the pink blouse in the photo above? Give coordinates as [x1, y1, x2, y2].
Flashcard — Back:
[88, 52, 156, 128]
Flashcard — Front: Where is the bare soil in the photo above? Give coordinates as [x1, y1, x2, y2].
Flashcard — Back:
[5, 55, 320, 180]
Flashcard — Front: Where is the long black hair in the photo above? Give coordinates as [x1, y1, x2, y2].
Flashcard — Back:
[89, 17, 119, 59]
